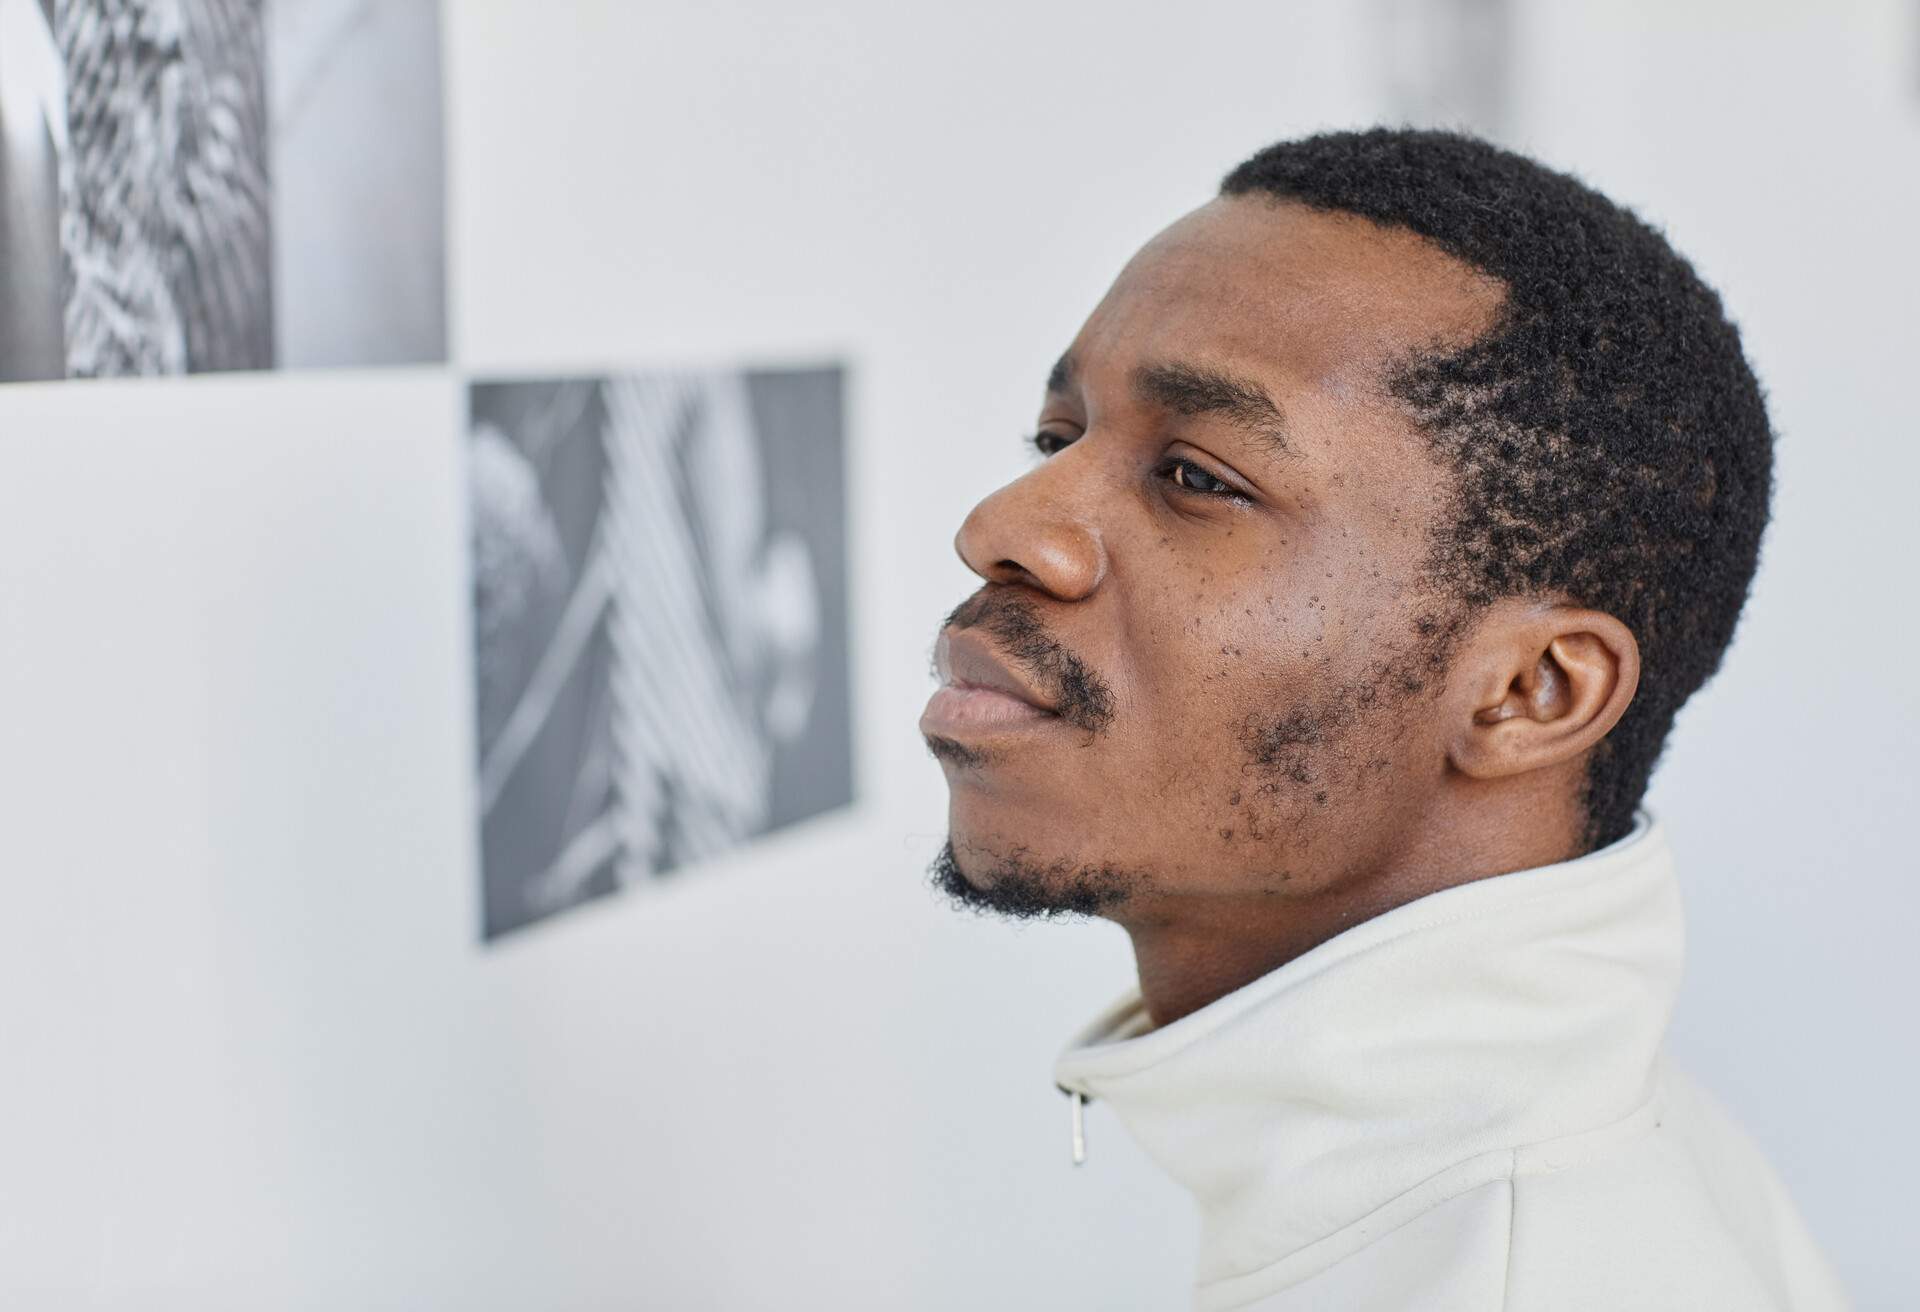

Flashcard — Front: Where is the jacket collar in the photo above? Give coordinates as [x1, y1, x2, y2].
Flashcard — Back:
[1051, 810, 1681, 1290]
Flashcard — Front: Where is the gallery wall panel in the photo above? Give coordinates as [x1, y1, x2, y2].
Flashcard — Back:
[0, 364, 884, 1306]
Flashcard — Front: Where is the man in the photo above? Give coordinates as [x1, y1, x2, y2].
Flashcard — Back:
[919, 129, 1849, 1310]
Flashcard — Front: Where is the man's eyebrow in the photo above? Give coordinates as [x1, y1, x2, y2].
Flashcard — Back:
[1133, 361, 1296, 460]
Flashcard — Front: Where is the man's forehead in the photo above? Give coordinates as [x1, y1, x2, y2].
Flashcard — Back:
[1060, 196, 1505, 398]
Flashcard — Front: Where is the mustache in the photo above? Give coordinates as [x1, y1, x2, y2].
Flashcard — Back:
[938, 587, 1116, 734]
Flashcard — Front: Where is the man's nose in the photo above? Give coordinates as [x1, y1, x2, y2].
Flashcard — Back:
[953, 461, 1106, 601]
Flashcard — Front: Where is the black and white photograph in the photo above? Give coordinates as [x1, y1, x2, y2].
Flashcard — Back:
[468, 367, 853, 941]
[0, 0, 444, 383]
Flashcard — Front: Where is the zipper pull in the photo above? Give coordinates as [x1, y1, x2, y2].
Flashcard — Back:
[1066, 1088, 1087, 1166]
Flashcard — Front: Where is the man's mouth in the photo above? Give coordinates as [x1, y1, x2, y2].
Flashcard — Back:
[920, 682, 1060, 735]
[921, 628, 1065, 740]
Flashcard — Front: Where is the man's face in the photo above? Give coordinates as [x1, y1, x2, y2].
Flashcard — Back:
[923, 195, 1506, 919]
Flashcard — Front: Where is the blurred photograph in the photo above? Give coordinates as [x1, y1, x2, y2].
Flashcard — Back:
[0, 0, 444, 382]
[469, 367, 852, 940]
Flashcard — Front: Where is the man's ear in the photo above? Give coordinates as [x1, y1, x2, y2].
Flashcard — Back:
[1448, 602, 1640, 780]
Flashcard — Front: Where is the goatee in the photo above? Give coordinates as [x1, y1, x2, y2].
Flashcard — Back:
[927, 838, 1139, 921]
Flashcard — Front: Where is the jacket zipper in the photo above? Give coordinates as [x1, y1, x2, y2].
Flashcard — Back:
[1059, 1086, 1088, 1165]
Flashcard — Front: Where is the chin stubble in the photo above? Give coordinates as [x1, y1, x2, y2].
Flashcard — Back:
[926, 838, 1139, 921]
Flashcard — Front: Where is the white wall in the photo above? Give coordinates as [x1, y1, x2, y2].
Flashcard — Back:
[2, 1, 1912, 1307]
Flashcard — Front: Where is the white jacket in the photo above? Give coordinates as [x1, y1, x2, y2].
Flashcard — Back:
[1052, 810, 1851, 1310]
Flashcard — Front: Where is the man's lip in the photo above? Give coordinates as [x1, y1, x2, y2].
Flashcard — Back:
[919, 684, 1062, 738]
[934, 629, 1059, 714]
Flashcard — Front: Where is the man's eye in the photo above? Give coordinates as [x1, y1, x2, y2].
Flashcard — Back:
[1160, 458, 1234, 497]
[1025, 432, 1247, 504]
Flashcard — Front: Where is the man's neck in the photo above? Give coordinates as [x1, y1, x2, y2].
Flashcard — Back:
[1120, 796, 1583, 1027]
[1123, 884, 1407, 1028]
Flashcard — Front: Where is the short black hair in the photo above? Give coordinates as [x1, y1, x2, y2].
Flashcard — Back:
[1222, 127, 1773, 852]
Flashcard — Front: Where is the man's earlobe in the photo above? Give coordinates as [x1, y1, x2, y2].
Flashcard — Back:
[1450, 608, 1640, 781]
